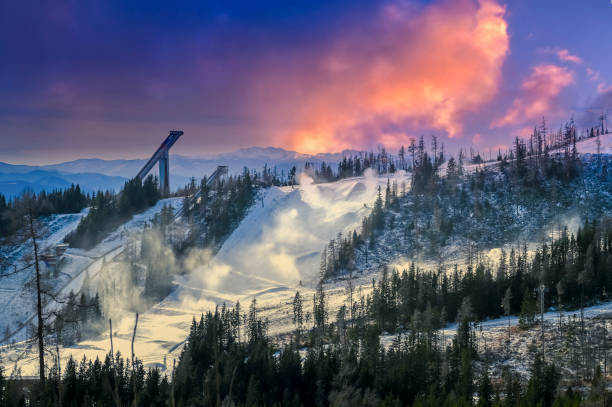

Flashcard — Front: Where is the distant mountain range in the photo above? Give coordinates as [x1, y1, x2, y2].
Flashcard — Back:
[0, 147, 361, 198]
[0, 169, 127, 198]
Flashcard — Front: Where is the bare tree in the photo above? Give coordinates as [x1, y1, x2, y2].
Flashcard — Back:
[15, 192, 47, 382]
[1, 193, 103, 386]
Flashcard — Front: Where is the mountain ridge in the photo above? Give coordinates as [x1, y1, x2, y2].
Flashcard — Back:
[0, 146, 364, 197]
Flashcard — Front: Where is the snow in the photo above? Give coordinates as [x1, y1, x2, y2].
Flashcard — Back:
[0, 198, 182, 346]
[572, 132, 612, 155]
[4, 133, 612, 376]
[0, 210, 87, 341]
[1, 171, 411, 375]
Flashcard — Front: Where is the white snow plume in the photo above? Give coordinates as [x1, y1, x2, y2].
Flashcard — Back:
[3, 172, 410, 374]
[178, 168, 385, 301]
[90, 227, 179, 322]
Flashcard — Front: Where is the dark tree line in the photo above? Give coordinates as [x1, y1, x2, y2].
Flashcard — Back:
[0, 300, 586, 406]
[0, 351, 171, 407]
[0, 184, 88, 240]
[327, 216, 612, 336]
[65, 175, 160, 249]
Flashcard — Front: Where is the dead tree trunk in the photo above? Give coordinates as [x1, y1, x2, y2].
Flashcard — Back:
[27, 208, 45, 383]
[131, 313, 139, 367]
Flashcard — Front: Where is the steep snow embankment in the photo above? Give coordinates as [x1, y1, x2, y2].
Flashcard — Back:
[4, 171, 409, 373]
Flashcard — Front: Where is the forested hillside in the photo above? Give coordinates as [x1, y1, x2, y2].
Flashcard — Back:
[0, 184, 88, 241]
[321, 129, 612, 281]
[0, 302, 583, 406]
[65, 175, 160, 249]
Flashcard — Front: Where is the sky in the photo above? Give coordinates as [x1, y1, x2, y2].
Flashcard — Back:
[1, 0, 611, 164]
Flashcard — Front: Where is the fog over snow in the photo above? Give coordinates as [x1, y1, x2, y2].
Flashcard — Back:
[2, 170, 410, 374]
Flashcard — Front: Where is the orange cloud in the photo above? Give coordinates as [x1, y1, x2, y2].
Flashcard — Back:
[556, 49, 582, 64]
[250, 0, 509, 153]
[491, 64, 574, 128]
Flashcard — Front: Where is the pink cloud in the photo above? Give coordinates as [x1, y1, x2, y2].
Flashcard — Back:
[587, 67, 600, 82]
[491, 64, 574, 128]
[249, 0, 510, 153]
[556, 49, 582, 64]
[598, 83, 612, 94]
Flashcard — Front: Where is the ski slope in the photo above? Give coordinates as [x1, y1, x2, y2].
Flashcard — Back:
[0, 198, 182, 347]
[3, 171, 410, 374]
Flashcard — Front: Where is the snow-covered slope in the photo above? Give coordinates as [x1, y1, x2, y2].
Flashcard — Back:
[0, 198, 182, 346]
[2, 171, 409, 374]
[0, 211, 87, 340]
[574, 132, 612, 155]
[6, 136, 612, 375]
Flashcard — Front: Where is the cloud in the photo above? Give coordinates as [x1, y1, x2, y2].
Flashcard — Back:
[587, 67, 600, 82]
[250, 0, 509, 153]
[586, 67, 612, 98]
[540, 47, 582, 64]
[597, 83, 612, 94]
[589, 88, 612, 115]
[556, 49, 582, 64]
[491, 64, 574, 128]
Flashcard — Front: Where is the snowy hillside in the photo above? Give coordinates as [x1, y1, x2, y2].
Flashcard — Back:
[2, 171, 410, 374]
[4, 135, 612, 377]
[0, 198, 182, 346]
[0, 211, 87, 340]
[571, 132, 612, 155]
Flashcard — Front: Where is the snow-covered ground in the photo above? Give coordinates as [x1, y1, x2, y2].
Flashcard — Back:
[573, 132, 612, 155]
[0, 210, 87, 341]
[2, 171, 411, 375]
[4, 134, 612, 376]
[0, 198, 182, 347]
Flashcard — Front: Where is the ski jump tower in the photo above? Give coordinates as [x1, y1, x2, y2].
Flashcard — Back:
[136, 130, 183, 196]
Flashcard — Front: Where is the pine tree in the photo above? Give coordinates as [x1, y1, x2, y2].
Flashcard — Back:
[292, 291, 304, 342]
[313, 283, 327, 340]
[519, 288, 537, 329]
[477, 367, 492, 407]
[502, 287, 512, 342]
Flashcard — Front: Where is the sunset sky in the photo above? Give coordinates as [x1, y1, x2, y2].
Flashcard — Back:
[1, 0, 611, 164]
